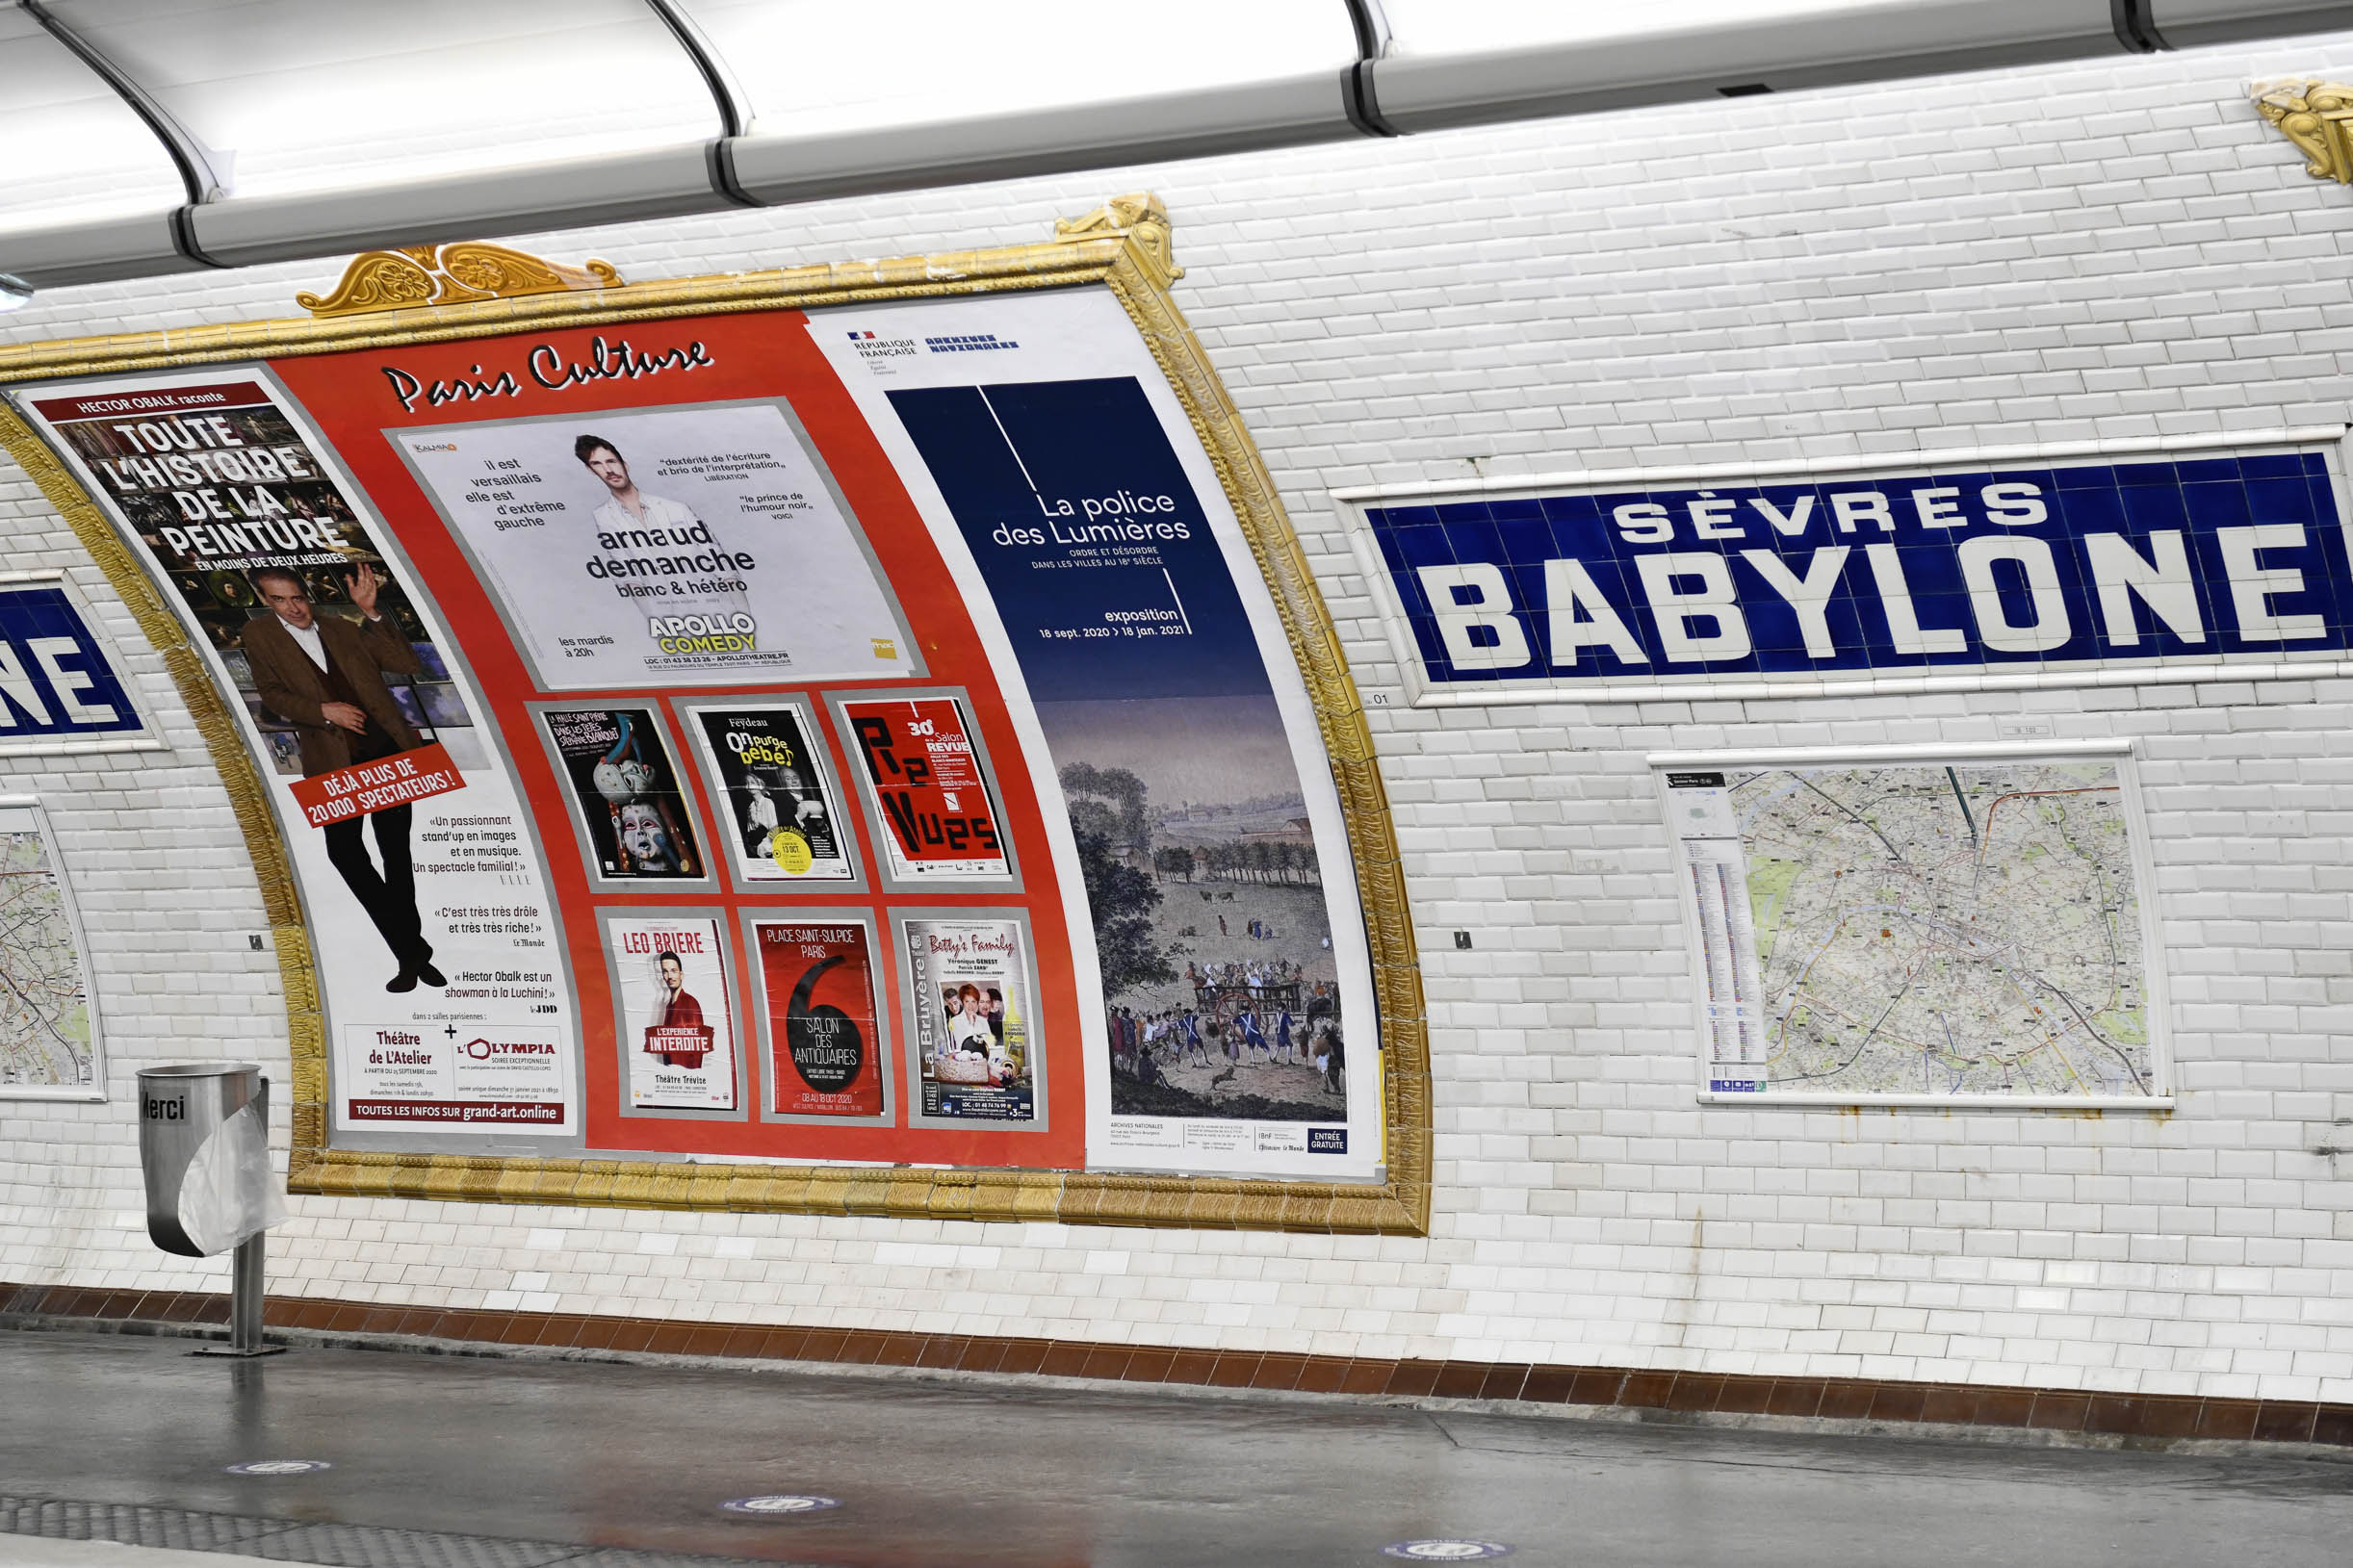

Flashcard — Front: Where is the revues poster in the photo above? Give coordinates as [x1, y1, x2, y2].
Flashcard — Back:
[901, 915, 1037, 1124]
[14, 373, 579, 1137]
[392, 403, 918, 691]
[538, 707, 708, 883]
[682, 703, 853, 884]
[608, 914, 737, 1110]
[839, 695, 1011, 883]
[752, 918, 885, 1118]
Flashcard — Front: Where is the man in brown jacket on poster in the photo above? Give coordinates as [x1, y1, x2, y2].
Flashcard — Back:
[246, 563, 444, 992]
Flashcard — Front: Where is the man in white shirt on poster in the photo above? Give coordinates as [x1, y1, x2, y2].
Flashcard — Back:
[574, 433, 754, 645]
[575, 434, 701, 536]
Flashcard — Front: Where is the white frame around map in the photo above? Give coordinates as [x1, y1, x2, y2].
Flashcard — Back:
[0, 794, 103, 1101]
[1650, 741, 2173, 1110]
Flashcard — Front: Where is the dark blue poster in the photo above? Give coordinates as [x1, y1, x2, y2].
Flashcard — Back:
[1364, 452, 2353, 689]
[0, 585, 142, 741]
[890, 377, 1353, 1127]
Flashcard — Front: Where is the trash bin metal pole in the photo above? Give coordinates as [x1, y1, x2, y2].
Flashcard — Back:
[236, 1075, 269, 1354]
[231, 1231, 264, 1353]
[222, 1074, 274, 1357]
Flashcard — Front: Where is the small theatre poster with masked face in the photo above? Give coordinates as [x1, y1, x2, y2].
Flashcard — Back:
[538, 707, 707, 883]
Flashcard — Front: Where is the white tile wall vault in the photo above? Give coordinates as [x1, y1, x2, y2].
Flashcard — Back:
[5, 30, 2353, 1403]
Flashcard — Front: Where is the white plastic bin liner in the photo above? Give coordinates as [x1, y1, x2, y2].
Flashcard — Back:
[173, 1099, 286, 1256]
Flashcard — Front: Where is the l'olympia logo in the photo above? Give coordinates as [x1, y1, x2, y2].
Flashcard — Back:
[462, 1038, 558, 1061]
[648, 611, 757, 654]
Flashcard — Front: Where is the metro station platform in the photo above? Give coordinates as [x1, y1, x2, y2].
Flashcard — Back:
[1, 1328, 2347, 1568]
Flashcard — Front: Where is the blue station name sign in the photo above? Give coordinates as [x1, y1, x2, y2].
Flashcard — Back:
[1361, 450, 2353, 694]
[0, 583, 142, 742]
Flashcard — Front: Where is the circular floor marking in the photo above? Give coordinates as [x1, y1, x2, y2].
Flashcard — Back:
[719, 1495, 840, 1517]
[224, 1460, 334, 1477]
[1382, 1543, 1513, 1561]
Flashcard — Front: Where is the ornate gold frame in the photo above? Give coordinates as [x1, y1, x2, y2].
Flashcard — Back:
[2255, 80, 2353, 184]
[0, 197, 1430, 1235]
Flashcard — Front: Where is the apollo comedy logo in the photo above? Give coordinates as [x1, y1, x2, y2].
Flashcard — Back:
[648, 611, 758, 654]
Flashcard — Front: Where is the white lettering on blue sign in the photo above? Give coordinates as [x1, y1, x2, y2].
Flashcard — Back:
[1366, 454, 2353, 688]
[0, 587, 141, 737]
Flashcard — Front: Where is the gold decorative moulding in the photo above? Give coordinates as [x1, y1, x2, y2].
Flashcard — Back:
[1055, 193, 1183, 284]
[297, 242, 623, 317]
[2255, 80, 2353, 184]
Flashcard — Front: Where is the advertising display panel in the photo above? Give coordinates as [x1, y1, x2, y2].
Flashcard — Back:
[15, 375, 580, 1140]
[748, 915, 888, 1121]
[605, 913, 739, 1112]
[812, 289, 1382, 1179]
[0, 206, 1428, 1232]
[900, 913, 1039, 1126]
[682, 701, 855, 886]
[836, 693, 1012, 886]
[396, 403, 917, 691]
[536, 706, 710, 886]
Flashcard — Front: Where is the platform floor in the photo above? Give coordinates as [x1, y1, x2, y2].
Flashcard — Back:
[1, 1329, 2348, 1568]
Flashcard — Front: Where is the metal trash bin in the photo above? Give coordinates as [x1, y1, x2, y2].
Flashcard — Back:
[136, 1063, 286, 1355]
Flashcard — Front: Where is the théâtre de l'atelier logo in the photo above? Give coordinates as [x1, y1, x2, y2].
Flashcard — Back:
[379, 335, 715, 413]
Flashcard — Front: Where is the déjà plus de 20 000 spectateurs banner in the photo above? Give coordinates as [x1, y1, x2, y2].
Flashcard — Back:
[17, 374, 579, 1136]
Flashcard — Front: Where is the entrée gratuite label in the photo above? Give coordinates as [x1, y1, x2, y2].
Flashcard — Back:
[1363, 450, 2353, 691]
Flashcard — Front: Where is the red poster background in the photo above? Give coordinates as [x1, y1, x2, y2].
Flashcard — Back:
[268, 312, 1083, 1169]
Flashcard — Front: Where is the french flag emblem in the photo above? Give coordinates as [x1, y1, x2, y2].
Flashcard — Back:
[848, 330, 875, 341]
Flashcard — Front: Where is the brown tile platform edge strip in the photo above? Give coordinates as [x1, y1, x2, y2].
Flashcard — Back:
[6, 1280, 2347, 1450]
[277, 1156, 1431, 1237]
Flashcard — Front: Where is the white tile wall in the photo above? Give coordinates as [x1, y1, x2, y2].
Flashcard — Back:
[6, 32, 2353, 1401]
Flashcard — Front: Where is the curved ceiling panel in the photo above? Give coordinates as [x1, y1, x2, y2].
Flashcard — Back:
[37, 0, 720, 199]
[4, 0, 2352, 289]
[1377, 0, 2111, 56]
[0, 6, 182, 233]
[677, 0, 1358, 139]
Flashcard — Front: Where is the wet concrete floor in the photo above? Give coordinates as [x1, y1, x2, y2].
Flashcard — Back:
[2, 1329, 2349, 1567]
